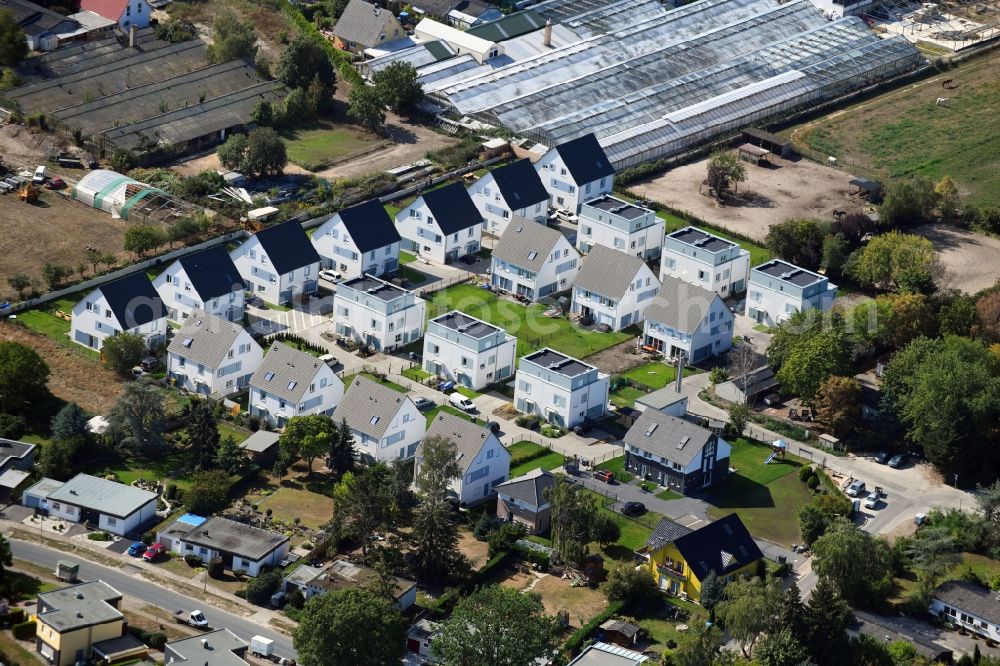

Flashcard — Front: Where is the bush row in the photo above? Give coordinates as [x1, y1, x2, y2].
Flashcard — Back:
[426, 550, 512, 617]
[562, 599, 627, 655]
[127, 626, 167, 650]
[12, 620, 36, 640]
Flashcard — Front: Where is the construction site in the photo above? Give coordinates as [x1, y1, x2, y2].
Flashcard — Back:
[866, 0, 1000, 51]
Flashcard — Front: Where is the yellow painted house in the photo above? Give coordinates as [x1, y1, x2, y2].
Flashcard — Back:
[34, 581, 134, 666]
[637, 513, 764, 602]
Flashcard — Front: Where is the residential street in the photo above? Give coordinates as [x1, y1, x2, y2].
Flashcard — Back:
[9, 538, 298, 659]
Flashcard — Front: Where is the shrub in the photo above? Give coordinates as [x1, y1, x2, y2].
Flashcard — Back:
[563, 601, 626, 654]
[798, 465, 816, 483]
[12, 620, 36, 639]
[3, 608, 26, 624]
[244, 569, 283, 606]
[87, 531, 112, 541]
[472, 513, 492, 541]
[141, 532, 155, 545]
[165, 483, 177, 500]
[208, 557, 225, 579]
[184, 554, 204, 567]
[806, 475, 820, 490]
[514, 544, 550, 569]
[515, 414, 542, 429]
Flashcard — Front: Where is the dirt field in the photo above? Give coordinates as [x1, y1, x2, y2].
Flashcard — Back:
[913, 223, 1000, 293]
[501, 571, 609, 628]
[584, 339, 647, 374]
[631, 155, 858, 242]
[0, 191, 128, 299]
[457, 529, 490, 568]
[0, 321, 122, 413]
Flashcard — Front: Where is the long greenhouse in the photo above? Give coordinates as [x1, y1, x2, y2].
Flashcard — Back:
[426, 0, 924, 168]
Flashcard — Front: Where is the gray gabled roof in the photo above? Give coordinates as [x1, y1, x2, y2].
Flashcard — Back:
[420, 411, 506, 473]
[334, 376, 413, 439]
[239, 430, 280, 454]
[624, 409, 714, 468]
[47, 473, 157, 519]
[249, 342, 331, 404]
[495, 468, 553, 507]
[575, 244, 648, 300]
[644, 517, 693, 551]
[168, 309, 249, 369]
[334, 0, 399, 47]
[932, 581, 1000, 625]
[492, 217, 566, 273]
[645, 275, 724, 335]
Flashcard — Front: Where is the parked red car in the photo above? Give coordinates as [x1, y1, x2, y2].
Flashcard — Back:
[45, 177, 66, 190]
[594, 470, 614, 483]
[143, 543, 167, 561]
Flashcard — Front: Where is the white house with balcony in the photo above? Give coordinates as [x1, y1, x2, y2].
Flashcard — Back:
[490, 218, 579, 301]
[396, 182, 482, 264]
[166, 310, 262, 396]
[534, 133, 615, 213]
[153, 245, 245, 323]
[577, 195, 662, 261]
[333, 275, 426, 352]
[660, 226, 750, 298]
[571, 245, 659, 331]
[643, 276, 733, 362]
[422, 310, 516, 390]
[230, 221, 320, 306]
[334, 376, 425, 462]
[467, 158, 549, 236]
[71, 272, 167, 352]
[248, 342, 344, 428]
[415, 412, 510, 505]
[312, 199, 401, 279]
[514, 348, 609, 428]
[745, 259, 837, 327]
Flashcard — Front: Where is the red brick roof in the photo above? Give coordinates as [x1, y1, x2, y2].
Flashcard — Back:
[80, 0, 128, 22]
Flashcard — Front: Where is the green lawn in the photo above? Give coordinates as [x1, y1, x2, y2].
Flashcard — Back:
[17, 298, 99, 359]
[397, 266, 428, 285]
[620, 362, 699, 390]
[706, 438, 810, 545]
[218, 421, 251, 445]
[636, 596, 708, 654]
[399, 251, 417, 265]
[582, 489, 661, 556]
[594, 456, 634, 484]
[83, 447, 198, 492]
[510, 450, 566, 477]
[402, 366, 431, 382]
[454, 385, 481, 399]
[257, 487, 332, 529]
[424, 404, 471, 426]
[281, 122, 385, 171]
[656, 210, 771, 266]
[655, 488, 682, 501]
[609, 386, 646, 409]
[343, 372, 408, 393]
[425, 283, 633, 358]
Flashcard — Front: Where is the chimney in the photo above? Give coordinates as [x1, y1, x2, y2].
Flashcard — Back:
[129, 24, 137, 48]
[543, 19, 552, 48]
[675, 352, 685, 393]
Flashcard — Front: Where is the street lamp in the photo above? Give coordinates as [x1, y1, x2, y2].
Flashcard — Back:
[954, 473, 959, 488]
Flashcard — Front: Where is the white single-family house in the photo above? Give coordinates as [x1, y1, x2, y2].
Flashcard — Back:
[248, 342, 344, 428]
[660, 226, 750, 298]
[534, 133, 615, 213]
[746, 259, 837, 327]
[643, 276, 734, 362]
[490, 218, 580, 301]
[231, 221, 320, 306]
[577, 195, 662, 262]
[514, 348, 609, 428]
[80, 0, 151, 29]
[31, 473, 158, 536]
[416, 412, 510, 505]
[311, 199, 401, 280]
[166, 309, 262, 396]
[153, 245, 246, 323]
[333, 274, 426, 352]
[422, 310, 516, 390]
[396, 182, 482, 264]
[571, 244, 660, 331]
[334, 376, 425, 462]
[467, 159, 549, 236]
[71, 272, 167, 352]
[929, 580, 1000, 642]
[160, 515, 289, 577]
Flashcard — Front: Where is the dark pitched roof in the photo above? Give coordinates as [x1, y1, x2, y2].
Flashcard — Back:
[333, 0, 400, 46]
[337, 198, 402, 253]
[254, 221, 321, 275]
[554, 133, 615, 185]
[420, 182, 482, 235]
[176, 245, 245, 300]
[645, 517, 693, 551]
[672, 514, 763, 582]
[624, 410, 715, 467]
[490, 159, 549, 210]
[99, 271, 167, 328]
[495, 468, 554, 507]
[933, 580, 1000, 625]
[466, 9, 546, 41]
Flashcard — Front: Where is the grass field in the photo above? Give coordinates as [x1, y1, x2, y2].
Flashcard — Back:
[218, 421, 251, 445]
[281, 122, 386, 171]
[17, 298, 99, 359]
[424, 404, 471, 426]
[620, 362, 699, 389]
[509, 448, 566, 477]
[342, 372, 408, 393]
[258, 487, 331, 529]
[790, 56, 1000, 207]
[707, 438, 810, 545]
[636, 596, 708, 654]
[583, 489, 660, 556]
[426, 284, 633, 358]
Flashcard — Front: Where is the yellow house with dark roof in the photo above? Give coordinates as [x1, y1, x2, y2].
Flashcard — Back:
[635, 513, 764, 602]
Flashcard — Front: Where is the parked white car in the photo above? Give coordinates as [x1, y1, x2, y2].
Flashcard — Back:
[448, 392, 476, 412]
[319, 269, 343, 283]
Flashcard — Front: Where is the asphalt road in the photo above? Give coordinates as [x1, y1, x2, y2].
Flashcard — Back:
[10, 539, 296, 660]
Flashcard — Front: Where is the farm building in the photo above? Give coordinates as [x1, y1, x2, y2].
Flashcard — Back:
[426, 0, 923, 168]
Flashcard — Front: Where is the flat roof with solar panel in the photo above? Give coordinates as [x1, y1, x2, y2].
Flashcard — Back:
[668, 226, 737, 253]
[522, 348, 593, 377]
[339, 275, 410, 301]
[754, 259, 825, 288]
[584, 195, 649, 221]
[431, 311, 503, 339]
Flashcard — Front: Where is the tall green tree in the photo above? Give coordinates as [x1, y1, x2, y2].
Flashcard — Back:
[187, 469, 233, 515]
[207, 11, 257, 64]
[7, 273, 31, 299]
[775, 327, 851, 401]
[278, 36, 336, 91]
[241, 127, 287, 177]
[50, 402, 88, 442]
[938, 293, 977, 337]
[0, 9, 28, 67]
[412, 435, 462, 581]
[101, 331, 147, 374]
[432, 585, 557, 666]
[706, 150, 746, 196]
[547, 476, 599, 566]
[814, 375, 861, 437]
[217, 133, 249, 171]
[0, 340, 50, 414]
[186, 398, 220, 470]
[671, 623, 726, 666]
[293, 588, 406, 666]
[327, 418, 355, 477]
[878, 177, 938, 229]
[214, 434, 247, 475]
[348, 85, 385, 133]
[330, 464, 396, 564]
[802, 576, 851, 666]
[848, 231, 939, 293]
[123, 224, 166, 259]
[372, 62, 423, 114]
[765, 219, 826, 271]
[699, 570, 725, 610]
[38, 436, 82, 480]
[755, 628, 810, 666]
[106, 380, 166, 454]
[715, 576, 784, 658]
[812, 518, 893, 606]
[281, 414, 336, 474]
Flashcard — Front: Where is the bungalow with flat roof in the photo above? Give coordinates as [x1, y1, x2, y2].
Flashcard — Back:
[312, 199, 401, 280]
[660, 226, 750, 298]
[490, 218, 579, 301]
[167, 310, 263, 396]
[468, 159, 548, 236]
[248, 342, 344, 428]
[534, 133, 615, 214]
[153, 245, 246, 323]
[413, 17, 500, 64]
[36, 473, 157, 536]
[635, 387, 688, 418]
[568, 642, 648, 666]
[416, 412, 510, 505]
[643, 276, 733, 362]
[333, 275, 425, 352]
[34, 581, 128, 666]
[746, 259, 837, 327]
[623, 410, 730, 495]
[71, 272, 167, 352]
[571, 244, 659, 331]
[396, 182, 483, 264]
[334, 376, 425, 463]
[170, 516, 289, 577]
[422, 310, 516, 390]
[514, 348, 609, 428]
[164, 629, 248, 666]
